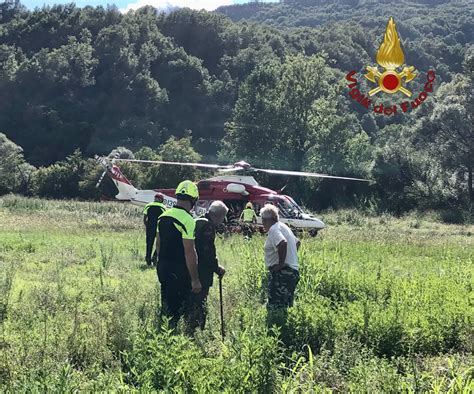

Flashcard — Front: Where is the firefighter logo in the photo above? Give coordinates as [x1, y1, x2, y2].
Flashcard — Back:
[365, 17, 416, 97]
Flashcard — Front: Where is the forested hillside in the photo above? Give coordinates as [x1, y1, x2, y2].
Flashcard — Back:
[0, 0, 472, 213]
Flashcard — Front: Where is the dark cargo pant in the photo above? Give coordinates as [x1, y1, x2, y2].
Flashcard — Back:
[267, 266, 299, 327]
[145, 224, 157, 264]
[157, 263, 191, 328]
[268, 266, 300, 308]
[185, 286, 210, 334]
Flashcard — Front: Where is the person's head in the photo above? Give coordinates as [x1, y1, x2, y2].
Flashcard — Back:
[154, 193, 164, 203]
[245, 202, 253, 210]
[175, 180, 199, 211]
[260, 203, 279, 232]
[208, 200, 228, 225]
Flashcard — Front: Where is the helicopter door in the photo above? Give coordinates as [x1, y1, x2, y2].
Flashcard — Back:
[223, 200, 245, 222]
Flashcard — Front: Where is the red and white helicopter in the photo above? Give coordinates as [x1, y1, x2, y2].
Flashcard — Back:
[96, 157, 369, 234]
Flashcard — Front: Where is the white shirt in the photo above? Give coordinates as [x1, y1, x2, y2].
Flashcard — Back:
[264, 222, 299, 271]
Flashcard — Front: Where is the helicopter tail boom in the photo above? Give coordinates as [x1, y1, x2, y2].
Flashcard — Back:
[95, 156, 137, 200]
[109, 164, 137, 200]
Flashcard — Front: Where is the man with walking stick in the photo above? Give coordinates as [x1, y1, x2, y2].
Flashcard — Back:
[187, 200, 228, 334]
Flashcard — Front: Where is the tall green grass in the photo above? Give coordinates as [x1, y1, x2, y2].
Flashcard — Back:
[0, 195, 472, 391]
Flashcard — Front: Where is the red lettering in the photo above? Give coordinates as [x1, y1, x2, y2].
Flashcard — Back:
[419, 91, 427, 102]
[374, 104, 383, 113]
[411, 98, 422, 109]
[346, 71, 357, 83]
[356, 94, 365, 103]
[427, 70, 436, 82]
[401, 101, 410, 112]
[360, 97, 371, 109]
[346, 71, 358, 88]
[384, 107, 393, 115]
[349, 88, 361, 100]
[424, 81, 433, 92]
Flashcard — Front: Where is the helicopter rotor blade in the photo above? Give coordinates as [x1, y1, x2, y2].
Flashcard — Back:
[254, 168, 370, 182]
[217, 167, 245, 173]
[114, 159, 231, 170]
[95, 169, 108, 188]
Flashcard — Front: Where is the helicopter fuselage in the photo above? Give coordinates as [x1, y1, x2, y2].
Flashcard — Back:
[124, 174, 325, 231]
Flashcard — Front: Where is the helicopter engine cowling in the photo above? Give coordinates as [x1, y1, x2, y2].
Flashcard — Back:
[224, 183, 249, 196]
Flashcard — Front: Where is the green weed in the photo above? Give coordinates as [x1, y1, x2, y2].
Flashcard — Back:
[0, 196, 472, 391]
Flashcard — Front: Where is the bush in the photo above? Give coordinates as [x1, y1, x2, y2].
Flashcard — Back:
[0, 133, 35, 195]
[438, 208, 472, 224]
[31, 150, 85, 199]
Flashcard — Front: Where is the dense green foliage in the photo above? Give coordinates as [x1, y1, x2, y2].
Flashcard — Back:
[0, 196, 472, 390]
[0, 0, 472, 211]
[0, 133, 35, 195]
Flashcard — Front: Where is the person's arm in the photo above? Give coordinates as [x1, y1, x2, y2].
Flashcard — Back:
[212, 238, 225, 277]
[213, 244, 225, 277]
[183, 239, 202, 293]
[155, 232, 160, 255]
[271, 240, 288, 273]
[143, 205, 149, 226]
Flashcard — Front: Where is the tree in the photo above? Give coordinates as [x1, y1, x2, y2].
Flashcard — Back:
[145, 134, 203, 189]
[31, 149, 85, 198]
[414, 51, 473, 205]
[221, 55, 373, 208]
[108, 146, 135, 159]
[220, 58, 281, 167]
[0, 133, 35, 195]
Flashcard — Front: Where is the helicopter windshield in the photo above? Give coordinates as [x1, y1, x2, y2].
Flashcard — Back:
[275, 196, 304, 218]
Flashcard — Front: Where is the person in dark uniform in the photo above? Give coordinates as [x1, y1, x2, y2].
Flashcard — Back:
[156, 181, 202, 329]
[188, 201, 228, 332]
[143, 193, 167, 266]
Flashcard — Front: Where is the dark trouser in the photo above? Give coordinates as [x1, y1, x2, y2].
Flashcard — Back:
[157, 263, 191, 329]
[145, 224, 157, 263]
[185, 286, 210, 334]
[268, 267, 299, 307]
[267, 267, 300, 327]
[241, 222, 254, 237]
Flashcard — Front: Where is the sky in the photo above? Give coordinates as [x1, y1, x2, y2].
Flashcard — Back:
[18, 0, 278, 13]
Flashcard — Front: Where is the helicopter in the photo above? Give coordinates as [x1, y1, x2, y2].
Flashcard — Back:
[95, 156, 369, 235]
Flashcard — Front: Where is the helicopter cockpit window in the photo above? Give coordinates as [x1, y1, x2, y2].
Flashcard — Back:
[277, 198, 303, 218]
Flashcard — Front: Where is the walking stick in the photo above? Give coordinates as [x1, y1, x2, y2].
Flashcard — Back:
[219, 275, 225, 340]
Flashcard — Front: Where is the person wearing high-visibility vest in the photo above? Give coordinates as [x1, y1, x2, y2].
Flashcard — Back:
[156, 180, 202, 329]
[240, 202, 257, 224]
[143, 193, 167, 266]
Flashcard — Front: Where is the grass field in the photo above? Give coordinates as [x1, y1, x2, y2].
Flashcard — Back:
[0, 195, 473, 392]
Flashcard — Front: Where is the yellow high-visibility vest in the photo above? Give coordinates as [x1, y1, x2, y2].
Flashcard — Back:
[240, 208, 257, 223]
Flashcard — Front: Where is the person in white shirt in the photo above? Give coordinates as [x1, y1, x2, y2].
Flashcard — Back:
[261, 204, 301, 315]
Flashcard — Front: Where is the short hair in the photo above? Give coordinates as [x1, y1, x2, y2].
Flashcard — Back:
[260, 204, 279, 221]
[209, 200, 229, 217]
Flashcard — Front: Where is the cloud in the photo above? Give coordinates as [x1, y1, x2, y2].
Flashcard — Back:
[121, 0, 234, 13]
